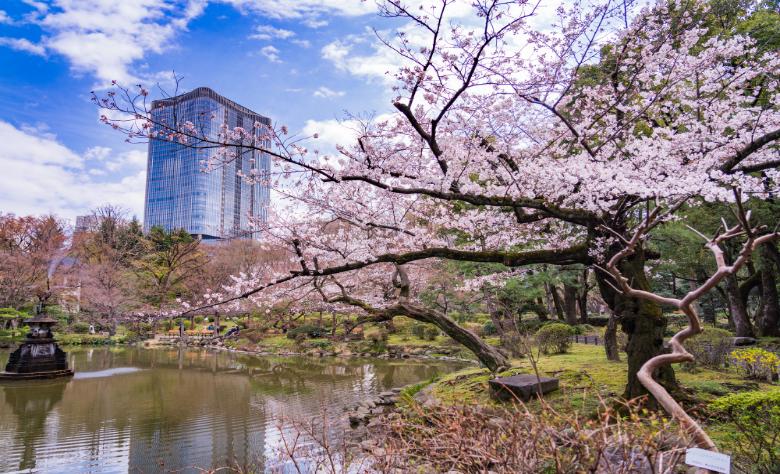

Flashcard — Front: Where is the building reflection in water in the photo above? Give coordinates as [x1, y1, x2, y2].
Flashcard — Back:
[0, 346, 463, 473]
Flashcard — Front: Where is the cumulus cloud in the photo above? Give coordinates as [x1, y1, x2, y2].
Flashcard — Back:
[321, 35, 405, 84]
[291, 39, 311, 48]
[217, 0, 373, 21]
[249, 24, 295, 40]
[0, 37, 46, 56]
[0, 0, 206, 87]
[0, 120, 146, 221]
[301, 18, 327, 28]
[0, 11, 13, 24]
[313, 87, 344, 98]
[260, 45, 281, 62]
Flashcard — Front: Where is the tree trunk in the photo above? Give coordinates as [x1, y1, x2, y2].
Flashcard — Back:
[543, 282, 556, 319]
[191, 316, 195, 330]
[595, 246, 677, 409]
[562, 284, 579, 326]
[724, 273, 755, 337]
[604, 310, 621, 362]
[578, 269, 589, 324]
[482, 282, 506, 337]
[215, 314, 220, 336]
[152, 319, 157, 337]
[550, 285, 565, 320]
[757, 264, 780, 337]
[535, 298, 549, 321]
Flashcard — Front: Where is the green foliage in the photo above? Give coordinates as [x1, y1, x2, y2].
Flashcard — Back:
[517, 320, 555, 333]
[194, 316, 204, 324]
[412, 324, 427, 339]
[586, 317, 610, 327]
[571, 325, 584, 336]
[710, 390, 780, 474]
[536, 323, 575, 355]
[71, 322, 90, 334]
[0, 308, 27, 319]
[399, 373, 442, 401]
[286, 325, 327, 339]
[482, 320, 498, 335]
[424, 326, 439, 341]
[308, 340, 332, 350]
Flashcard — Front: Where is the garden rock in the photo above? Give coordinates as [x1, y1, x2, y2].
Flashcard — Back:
[488, 374, 559, 402]
[732, 337, 757, 346]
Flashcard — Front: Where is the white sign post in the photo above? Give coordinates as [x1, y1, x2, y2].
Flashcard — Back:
[685, 448, 731, 474]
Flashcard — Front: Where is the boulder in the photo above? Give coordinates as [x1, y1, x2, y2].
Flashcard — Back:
[732, 337, 757, 346]
[488, 374, 559, 402]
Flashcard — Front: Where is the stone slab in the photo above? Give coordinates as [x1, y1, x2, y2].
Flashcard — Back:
[488, 374, 558, 402]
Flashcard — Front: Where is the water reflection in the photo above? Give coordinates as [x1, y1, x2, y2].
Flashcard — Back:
[0, 346, 463, 473]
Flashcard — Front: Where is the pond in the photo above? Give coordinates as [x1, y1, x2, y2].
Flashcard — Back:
[0, 346, 466, 473]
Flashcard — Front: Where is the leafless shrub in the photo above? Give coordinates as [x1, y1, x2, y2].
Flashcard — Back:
[376, 399, 690, 474]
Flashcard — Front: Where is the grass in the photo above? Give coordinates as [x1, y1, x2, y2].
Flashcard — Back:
[426, 343, 780, 418]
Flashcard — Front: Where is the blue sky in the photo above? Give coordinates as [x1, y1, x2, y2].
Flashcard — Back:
[0, 0, 416, 223]
[0, 0, 565, 225]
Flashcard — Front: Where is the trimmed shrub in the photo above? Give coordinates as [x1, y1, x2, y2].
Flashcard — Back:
[586, 317, 610, 327]
[424, 326, 439, 341]
[482, 320, 498, 336]
[571, 325, 584, 336]
[536, 323, 575, 354]
[72, 322, 90, 334]
[517, 320, 555, 333]
[194, 316, 204, 324]
[683, 328, 732, 368]
[412, 324, 426, 339]
[710, 390, 780, 473]
[286, 325, 327, 339]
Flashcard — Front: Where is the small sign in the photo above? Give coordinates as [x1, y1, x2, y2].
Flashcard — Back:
[685, 448, 730, 474]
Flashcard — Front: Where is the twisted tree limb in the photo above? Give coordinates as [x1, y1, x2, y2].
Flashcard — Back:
[598, 194, 780, 456]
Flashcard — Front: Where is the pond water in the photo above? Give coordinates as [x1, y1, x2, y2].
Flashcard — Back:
[0, 346, 465, 474]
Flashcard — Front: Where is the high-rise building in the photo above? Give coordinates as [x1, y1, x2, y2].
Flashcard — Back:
[143, 87, 271, 239]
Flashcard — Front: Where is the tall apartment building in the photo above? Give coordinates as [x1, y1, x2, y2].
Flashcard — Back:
[143, 87, 271, 239]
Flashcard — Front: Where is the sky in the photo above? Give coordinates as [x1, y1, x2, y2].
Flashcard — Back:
[0, 0, 563, 225]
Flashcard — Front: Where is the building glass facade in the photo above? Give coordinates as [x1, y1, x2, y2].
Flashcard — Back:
[143, 87, 271, 239]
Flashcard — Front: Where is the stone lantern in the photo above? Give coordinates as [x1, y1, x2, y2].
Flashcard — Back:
[1, 308, 73, 380]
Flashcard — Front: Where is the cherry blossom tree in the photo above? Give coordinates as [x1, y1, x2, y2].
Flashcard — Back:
[96, 0, 780, 403]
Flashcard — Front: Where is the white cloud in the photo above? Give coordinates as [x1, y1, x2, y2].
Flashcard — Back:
[0, 37, 46, 56]
[0, 11, 13, 24]
[261, 45, 281, 62]
[320, 33, 406, 84]
[21, 0, 48, 12]
[0, 0, 206, 87]
[291, 39, 311, 48]
[285, 88, 303, 92]
[0, 120, 146, 221]
[249, 24, 295, 40]
[216, 0, 374, 20]
[313, 87, 344, 98]
[301, 18, 327, 28]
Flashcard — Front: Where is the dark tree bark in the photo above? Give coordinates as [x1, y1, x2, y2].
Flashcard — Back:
[596, 246, 677, 409]
[543, 282, 556, 319]
[535, 298, 549, 321]
[724, 273, 755, 337]
[604, 310, 622, 362]
[551, 284, 565, 320]
[577, 268, 590, 324]
[757, 262, 780, 337]
[724, 246, 756, 337]
[562, 283, 579, 325]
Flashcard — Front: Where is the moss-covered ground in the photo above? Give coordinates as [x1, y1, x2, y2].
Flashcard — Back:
[427, 343, 779, 421]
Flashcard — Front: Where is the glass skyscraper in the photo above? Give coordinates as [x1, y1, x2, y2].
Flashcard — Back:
[143, 87, 271, 240]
